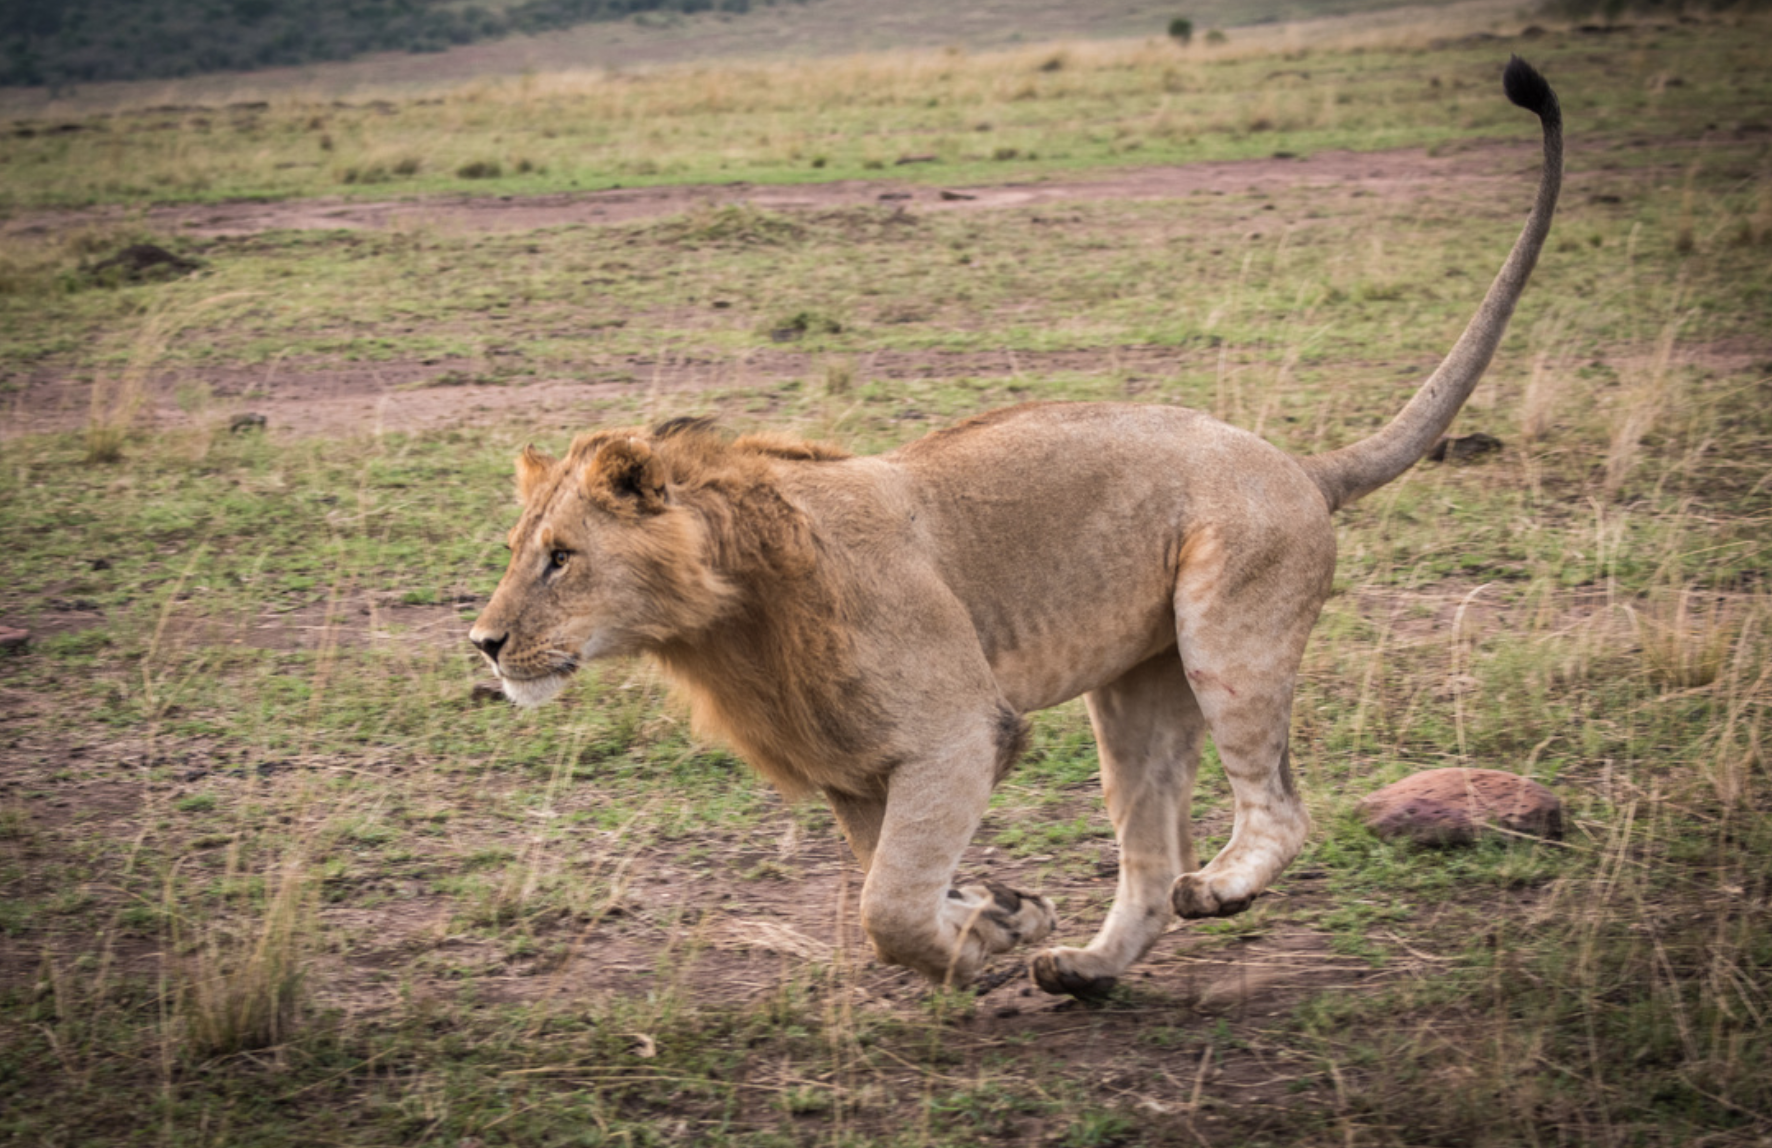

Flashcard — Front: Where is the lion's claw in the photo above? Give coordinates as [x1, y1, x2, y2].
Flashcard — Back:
[1172, 874, 1257, 919]
[1031, 952, 1117, 998]
[955, 881, 1057, 950]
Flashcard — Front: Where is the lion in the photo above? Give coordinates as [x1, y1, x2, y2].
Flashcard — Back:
[470, 58, 1561, 996]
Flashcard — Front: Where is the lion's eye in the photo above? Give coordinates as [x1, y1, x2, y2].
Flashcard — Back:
[548, 549, 570, 570]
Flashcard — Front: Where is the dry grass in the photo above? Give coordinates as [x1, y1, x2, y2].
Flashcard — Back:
[1634, 587, 1740, 690]
[4, 0, 1717, 210]
[170, 858, 315, 1060]
[0, 0, 1536, 122]
[0, 8, 1768, 1144]
[82, 291, 257, 463]
[1603, 312, 1685, 497]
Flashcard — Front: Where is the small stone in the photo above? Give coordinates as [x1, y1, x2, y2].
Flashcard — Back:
[1359, 768, 1562, 846]
[470, 682, 506, 704]
[87, 243, 201, 282]
[0, 627, 29, 652]
[1429, 432, 1502, 463]
[230, 412, 267, 434]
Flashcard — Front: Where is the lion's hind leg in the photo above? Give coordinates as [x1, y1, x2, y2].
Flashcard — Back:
[1165, 529, 1327, 921]
[1032, 654, 1204, 997]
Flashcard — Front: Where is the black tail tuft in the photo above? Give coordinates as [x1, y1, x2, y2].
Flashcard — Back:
[1502, 55, 1559, 125]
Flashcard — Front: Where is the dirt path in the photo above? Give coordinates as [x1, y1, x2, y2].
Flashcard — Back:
[4, 139, 1540, 241]
[6, 139, 1579, 443]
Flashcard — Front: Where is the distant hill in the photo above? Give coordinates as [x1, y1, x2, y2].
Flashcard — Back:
[1, 0, 774, 88]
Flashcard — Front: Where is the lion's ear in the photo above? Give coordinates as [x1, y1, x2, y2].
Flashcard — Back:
[515, 445, 556, 504]
[586, 437, 669, 516]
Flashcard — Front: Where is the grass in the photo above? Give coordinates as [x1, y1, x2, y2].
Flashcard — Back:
[0, 6, 1769, 1147]
[0, 5, 1767, 210]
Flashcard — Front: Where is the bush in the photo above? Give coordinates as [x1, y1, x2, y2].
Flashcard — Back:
[1168, 17, 1193, 44]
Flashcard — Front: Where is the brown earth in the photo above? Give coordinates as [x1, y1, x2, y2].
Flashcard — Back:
[2, 137, 1619, 445]
[0, 738, 1427, 1120]
[0, 138, 1542, 242]
[0, 137, 1699, 1137]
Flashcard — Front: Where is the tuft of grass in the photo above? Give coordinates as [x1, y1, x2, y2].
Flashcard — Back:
[1634, 587, 1739, 690]
[171, 860, 315, 1060]
[653, 203, 805, 247]
[1602, 312, 1683, 497]
[822, 356, 855, 395]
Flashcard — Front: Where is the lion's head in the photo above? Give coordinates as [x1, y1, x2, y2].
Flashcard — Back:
[469, 420, 844, 708]
[468, 423, 740, 707]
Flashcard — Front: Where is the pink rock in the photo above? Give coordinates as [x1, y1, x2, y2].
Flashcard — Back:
[1359, 768, 1562, 846]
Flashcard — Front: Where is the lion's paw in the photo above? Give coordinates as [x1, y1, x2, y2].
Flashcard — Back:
[1171, 873, 1255, 920]
[1031, 948, 1117, 998]
[950, 881, 1057, 954]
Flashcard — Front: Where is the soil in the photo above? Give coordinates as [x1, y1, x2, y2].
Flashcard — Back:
[0, 136, 1730, 1139]
[2, 138, 1572, 444]
[2, 138, 1541, 243]
[0, 738, 1397, 1118]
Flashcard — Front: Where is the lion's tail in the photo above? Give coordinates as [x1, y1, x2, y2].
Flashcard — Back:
[1297, 57, 1562, 514]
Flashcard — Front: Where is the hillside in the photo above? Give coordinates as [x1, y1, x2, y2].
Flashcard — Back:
[3, 0, 776, 88]
[6, 0, 1487, 91]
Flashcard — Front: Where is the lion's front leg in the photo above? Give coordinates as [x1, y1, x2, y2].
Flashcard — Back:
[857, 725, 1055, 985]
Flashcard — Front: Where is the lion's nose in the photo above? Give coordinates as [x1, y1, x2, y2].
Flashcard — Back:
[471, 631, 508, 664]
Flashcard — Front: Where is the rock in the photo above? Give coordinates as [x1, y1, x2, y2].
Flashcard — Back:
[87, 243, 202, 283]
[1359, 768, 1562, 846]
[229, 412, 267, 433]
[1429, 432, 1503, 462]
[0, 627, 28, 652]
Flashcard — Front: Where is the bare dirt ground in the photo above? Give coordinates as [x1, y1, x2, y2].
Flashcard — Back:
[0, 139, 1726, 1124]
[0, 720, 1421, 1118]
[5, 138, 1586, 443]
[2, 138, 1538, 242]
[8, 135, 1761, 446]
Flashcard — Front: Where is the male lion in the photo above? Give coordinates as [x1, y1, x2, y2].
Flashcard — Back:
[471, 59, 1561, 996]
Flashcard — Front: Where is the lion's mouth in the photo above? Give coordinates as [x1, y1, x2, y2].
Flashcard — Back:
[495, 655, 579, 708]
[498, 672, 571, 708]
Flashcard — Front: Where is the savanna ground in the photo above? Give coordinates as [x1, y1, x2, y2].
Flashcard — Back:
[2, 3, 1771, 1145]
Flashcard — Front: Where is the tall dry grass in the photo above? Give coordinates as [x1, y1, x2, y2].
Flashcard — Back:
[82, 291, 257, 463]
[1602, 312, 1685, 497]
[0, 0, 1566, 205]
[169, 858, 316, 1059]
